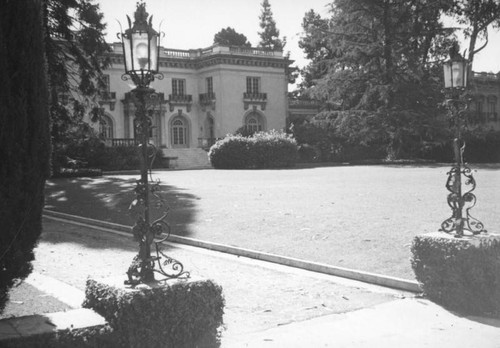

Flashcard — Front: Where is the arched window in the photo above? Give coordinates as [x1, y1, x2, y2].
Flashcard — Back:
[245, 112, 264, 132]
[171, 117, 188, 147]
[100, 115, 113, 139]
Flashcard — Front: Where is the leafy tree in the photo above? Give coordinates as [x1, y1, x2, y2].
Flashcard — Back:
[213, 27, 251, 47]
[44, 0, 111, 166]
[297, 0, 455, 159]
[444, 0, 500, 68]
[258, 0, 285, 50]
[0, 0, 51, 313]
[298, 9, 337, 89]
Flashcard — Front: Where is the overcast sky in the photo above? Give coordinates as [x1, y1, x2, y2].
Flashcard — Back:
[100, 0, 500, 74]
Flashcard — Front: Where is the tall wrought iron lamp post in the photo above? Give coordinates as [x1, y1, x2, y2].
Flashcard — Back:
[440, 47, 486, 238]
[118, 2, 188, 284]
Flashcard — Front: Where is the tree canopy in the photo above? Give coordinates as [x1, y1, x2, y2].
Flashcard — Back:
[213, 27, 251, 47]
[296, 0, 458, 159]
[0, 0, 50, 313]
[44, 0, 111, 152]
[258, 0, 285, 50]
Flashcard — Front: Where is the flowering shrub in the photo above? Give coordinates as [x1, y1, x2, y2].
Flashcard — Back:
[209, 130, 298, 169]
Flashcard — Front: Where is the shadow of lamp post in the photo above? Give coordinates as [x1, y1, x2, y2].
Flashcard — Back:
[118, 2, 189, 285]
[440, 45, 487, 238]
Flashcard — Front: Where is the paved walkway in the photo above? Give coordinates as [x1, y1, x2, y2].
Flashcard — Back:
[2, 218, 500, 347]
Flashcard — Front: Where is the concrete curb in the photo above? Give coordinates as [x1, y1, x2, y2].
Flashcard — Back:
[43, 209, 421, 293]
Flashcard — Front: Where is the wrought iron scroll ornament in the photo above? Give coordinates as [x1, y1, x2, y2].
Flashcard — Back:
[125, 87, 189, 285]
[439, 90, 487, 237]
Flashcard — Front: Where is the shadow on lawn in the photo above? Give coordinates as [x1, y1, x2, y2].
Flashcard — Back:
[44, 176, 198, 238]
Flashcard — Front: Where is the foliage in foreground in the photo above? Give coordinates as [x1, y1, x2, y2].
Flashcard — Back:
[83, 278, 225, 348]
[209, 130, 298, 169]
[411, 234, 500, 318]
[0, 0, 51, 314]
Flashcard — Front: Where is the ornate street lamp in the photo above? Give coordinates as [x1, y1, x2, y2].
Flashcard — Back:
[440, 45, 486, 238]
[118, 2, 188, 284]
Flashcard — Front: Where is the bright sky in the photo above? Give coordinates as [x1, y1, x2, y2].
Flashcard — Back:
[100, 0, 500, 76]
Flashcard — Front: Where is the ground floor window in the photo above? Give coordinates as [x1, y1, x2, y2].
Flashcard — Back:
[245, 112, 264, 132]
[100, 115, 113, 139]
[171, 117, 188, 147]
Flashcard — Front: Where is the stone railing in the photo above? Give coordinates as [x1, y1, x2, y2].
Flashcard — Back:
[109, 138, 140, 147]
[243, 92, 267, 102]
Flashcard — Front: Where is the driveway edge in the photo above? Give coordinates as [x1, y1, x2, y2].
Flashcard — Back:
[43, 209, 421, 293]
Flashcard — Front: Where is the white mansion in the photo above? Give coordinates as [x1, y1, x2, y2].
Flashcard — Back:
[94, 42, 289, 168]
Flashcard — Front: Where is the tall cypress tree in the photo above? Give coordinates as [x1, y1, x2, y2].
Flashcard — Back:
[258, 0, 285, 50]
[0, 0, 51, 313]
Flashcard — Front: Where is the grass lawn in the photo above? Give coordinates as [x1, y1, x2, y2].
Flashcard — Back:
[44, 164, 500, 280]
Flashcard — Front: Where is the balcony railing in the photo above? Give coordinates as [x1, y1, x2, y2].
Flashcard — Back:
[99, 91, 117, 110]
[109, 138, 140, 147]
[199, 93, 216, 110]
[169, 94, 193, 103]
[288, 99, 321, 109]
[168, 94, 193, 112]
[99, 91, 116, 100]
[243, 92, 267, 101]
[199, 92, 216, 104]
[243, 92, 267, 111]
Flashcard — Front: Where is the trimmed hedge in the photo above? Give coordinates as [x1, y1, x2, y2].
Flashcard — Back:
[411, 233, 500, 317]
[53, 168, 103, 178]
[209, 130, 298, 169]
[54, 139, 166, 172]
[83, 278, 225, 348]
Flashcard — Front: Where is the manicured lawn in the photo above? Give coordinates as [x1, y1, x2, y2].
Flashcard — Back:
[44, 164, 500, 280]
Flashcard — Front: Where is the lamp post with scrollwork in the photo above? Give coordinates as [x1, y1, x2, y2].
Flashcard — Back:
[118, 1, 188, 284]
[440, 46, 486, 238]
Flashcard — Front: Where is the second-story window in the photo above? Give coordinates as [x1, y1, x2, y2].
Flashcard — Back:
[172, 79, 186, 96]
[246, 77, 260, 94]
[206, 77, 213, 95]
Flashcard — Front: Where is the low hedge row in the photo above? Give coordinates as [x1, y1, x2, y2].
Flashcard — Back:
[54, 141, 165, 172]
[52, 168, 103, 178]
[209, 130, 298, 169]
[83, 278, 225, 348]
[411, 233, 500, 317]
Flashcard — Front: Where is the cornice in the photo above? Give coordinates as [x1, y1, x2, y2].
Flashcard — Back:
[109, 52, 287, 70]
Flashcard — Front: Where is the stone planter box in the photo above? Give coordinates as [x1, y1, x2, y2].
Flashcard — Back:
[83, 276, 225, 348]
[411, 232, 500, 317]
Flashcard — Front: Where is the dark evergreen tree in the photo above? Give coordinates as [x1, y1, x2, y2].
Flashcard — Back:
[44, 0, 111, 169]
[297, 0, 456, 159]
[258, 0, 285, 50]
[213, 27, 251, 47]
[0, 0, 51, 313]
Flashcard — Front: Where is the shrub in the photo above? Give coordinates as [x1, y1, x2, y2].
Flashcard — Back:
[53, 168, 103, 178]
[83, 278, 225, 348]
[55, 139, 166, 173]
[209, 130, 298, 169]
[411, 233, 500, 317]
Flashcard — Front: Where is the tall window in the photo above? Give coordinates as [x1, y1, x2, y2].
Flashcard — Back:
[246, 77, 260, 94]
[206, 77, 213, 95]
[172, 117, 188, 147]
[488, 96, 497, 121]
[476, 99, 484, 123]
[99, 115, 113, 139]
[102, 74, 110, 93]
[172, 79, 185, 96]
